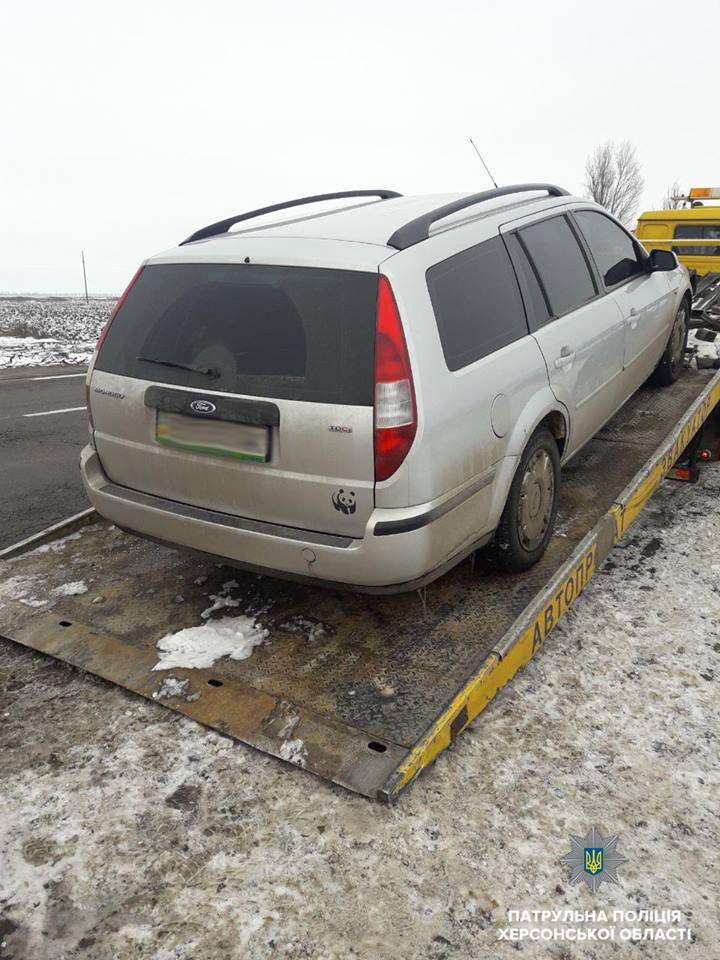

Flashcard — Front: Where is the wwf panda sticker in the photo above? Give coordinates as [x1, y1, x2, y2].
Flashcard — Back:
[332, 489, 357, 515]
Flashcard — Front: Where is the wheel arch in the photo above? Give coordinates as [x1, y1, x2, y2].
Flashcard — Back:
[504, 389, 570, 460]
[488, 390, 569, 523]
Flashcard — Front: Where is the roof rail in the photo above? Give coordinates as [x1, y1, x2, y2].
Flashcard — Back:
[180, 190, 403, 245]
[386, 183, 570, 250]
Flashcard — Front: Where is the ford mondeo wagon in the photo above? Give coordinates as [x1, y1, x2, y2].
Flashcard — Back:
[81, 185, 690, 592]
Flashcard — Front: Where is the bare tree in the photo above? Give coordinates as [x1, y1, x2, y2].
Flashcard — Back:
[662, 180, 684, 209]
[584, 140, 644, 225]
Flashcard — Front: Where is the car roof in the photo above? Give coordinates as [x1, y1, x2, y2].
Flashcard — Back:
[180, 191, 581, 249]
[149, 190, 584, 271]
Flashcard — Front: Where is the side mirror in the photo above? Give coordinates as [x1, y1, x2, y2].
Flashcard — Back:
[649, 248, 678, 272]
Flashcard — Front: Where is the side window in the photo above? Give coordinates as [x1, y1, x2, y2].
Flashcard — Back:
[426, 235, 528, 371]
[574, 210, 643, 287]
[518, 216, 596, 317]
[504, 232, 551, 329]
[673, 224, 720, 257]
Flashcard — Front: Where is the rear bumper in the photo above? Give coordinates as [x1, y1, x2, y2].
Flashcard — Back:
[80, 446, 494, 592]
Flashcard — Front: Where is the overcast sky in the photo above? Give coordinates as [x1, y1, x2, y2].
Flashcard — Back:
[2, 0, 717, 295]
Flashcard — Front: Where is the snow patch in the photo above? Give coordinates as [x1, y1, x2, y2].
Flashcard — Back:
[0, 575, 39, 602]
[200, 578, 241, 619]
[33, 532, 82, 555]
[279, 615, 329, 643]
[689, 329, 720, 362]
[153, 617, 268, 671]
[152, 677, 199, 702]
[53, 581, 88, 597]
[279, 738, 308, 768]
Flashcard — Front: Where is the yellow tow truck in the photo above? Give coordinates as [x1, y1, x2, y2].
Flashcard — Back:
[636, 187, 720, 276]
[636, 187, 720, 342]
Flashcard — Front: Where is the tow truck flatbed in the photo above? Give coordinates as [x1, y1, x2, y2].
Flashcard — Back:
[2, 368, 719, 801]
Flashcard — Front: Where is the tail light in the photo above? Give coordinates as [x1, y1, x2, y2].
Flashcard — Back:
[374, 276, 417, 482]
[86, 265, 144, 430]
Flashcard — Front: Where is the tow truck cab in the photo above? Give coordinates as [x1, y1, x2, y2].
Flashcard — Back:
[636, 187, 720, 278]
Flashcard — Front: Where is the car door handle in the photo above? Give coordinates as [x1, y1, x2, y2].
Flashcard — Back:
[554, 347, 576, 369]
[626, 308, 638, 328]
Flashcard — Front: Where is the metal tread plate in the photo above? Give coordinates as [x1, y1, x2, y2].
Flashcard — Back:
[1, 369, 718, 799]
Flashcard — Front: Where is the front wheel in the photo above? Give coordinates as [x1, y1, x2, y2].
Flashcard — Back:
[649, 302, 689, 386]
[491, 427, 560, 572]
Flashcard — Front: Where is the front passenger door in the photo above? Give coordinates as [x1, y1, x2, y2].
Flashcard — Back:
[572, 209, 674, 385]
[505, 214, 626, 458]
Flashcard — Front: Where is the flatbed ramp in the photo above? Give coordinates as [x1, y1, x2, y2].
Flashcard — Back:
[2, 370, 719, 800]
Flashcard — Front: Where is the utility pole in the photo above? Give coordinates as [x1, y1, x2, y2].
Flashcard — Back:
[81, 250, 89, 302]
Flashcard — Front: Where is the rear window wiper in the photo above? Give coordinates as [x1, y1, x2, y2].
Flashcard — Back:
[136, 356, 220, 378]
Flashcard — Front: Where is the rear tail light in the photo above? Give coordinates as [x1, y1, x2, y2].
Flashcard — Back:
[374, 276, 417, 482]
[86, 265, 144, 430]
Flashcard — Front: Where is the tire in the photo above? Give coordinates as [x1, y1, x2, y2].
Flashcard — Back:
[491, 427, 560, 572]
[649, 300, 689, 387]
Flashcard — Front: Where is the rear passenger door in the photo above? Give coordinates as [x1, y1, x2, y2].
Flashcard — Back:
[417, 234, 550, 506]
[503, 213, 625, 457]
[572, 209, 674, 384]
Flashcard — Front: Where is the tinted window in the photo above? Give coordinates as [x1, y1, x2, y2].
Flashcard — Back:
[519, 216, 596, 317]
[504, 232, 551, 329]
[673, 224, 720, 257]
[574, 210, 643, 286]
[426, 235, 528, 371]
[95, 263, 377, 405]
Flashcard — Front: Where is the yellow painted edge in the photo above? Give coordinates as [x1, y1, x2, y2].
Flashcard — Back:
[388, 544, 598, 796]
[613, 379, 720, 540]
[387, 374, 720, 799]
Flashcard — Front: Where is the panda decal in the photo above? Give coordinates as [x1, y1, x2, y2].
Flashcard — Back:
[332, 488, 357, 515]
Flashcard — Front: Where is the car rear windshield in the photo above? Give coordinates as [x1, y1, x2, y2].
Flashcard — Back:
[95, 263, 378, 405]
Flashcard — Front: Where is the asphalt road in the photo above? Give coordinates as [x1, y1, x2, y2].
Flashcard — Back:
[0, 365, 89, 549]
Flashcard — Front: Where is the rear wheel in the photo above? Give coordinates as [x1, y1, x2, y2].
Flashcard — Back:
[491, 428, 560, 572]
[649, 301, 689, 386]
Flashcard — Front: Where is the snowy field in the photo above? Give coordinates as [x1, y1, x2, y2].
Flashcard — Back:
[0, 297, 114, 368]
[1, 462, 719, 958]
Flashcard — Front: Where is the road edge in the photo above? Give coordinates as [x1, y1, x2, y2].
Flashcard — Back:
[0, 508, 99, 561]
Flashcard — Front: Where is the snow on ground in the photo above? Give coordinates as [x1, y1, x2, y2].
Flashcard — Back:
[0, 297, 114, 368]
[52, 581, 89, 598]
[690, 329, 720, 363]
[153, 616, 269, 671]
[1, 459, 719, 959]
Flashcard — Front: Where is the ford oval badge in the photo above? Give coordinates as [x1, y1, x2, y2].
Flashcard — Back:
[189, 399, 216, 414]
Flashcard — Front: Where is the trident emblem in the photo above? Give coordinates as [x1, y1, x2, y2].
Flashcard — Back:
[584, 848, 604, 875]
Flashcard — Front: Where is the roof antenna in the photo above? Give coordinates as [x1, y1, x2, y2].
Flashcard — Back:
[469, 138, 498, 189]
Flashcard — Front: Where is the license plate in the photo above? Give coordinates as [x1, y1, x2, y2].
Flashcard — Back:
[156, 411, 270, 462]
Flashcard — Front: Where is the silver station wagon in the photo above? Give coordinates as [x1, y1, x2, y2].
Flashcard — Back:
[81, 185, 691, 592]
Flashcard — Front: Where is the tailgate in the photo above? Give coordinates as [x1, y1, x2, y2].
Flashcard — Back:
[90, 262, 378, 538]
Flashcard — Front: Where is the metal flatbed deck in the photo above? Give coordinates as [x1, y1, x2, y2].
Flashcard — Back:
[2, 369, 719, 800]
